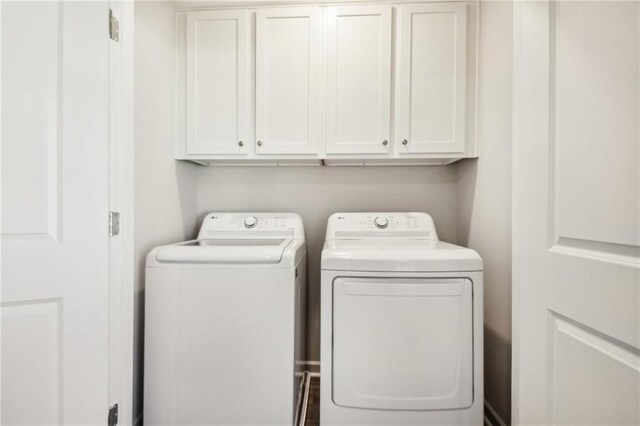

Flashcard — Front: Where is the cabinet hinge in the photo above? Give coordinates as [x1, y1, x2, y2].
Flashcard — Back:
[109, 211, 120, 237]
[108, 403, 118, 426]
[109, 9, 119, 42]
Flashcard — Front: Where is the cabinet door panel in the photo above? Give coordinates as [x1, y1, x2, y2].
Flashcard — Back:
[326, 5, 392, 155]
[186, 10, 249, 155]
[398, 3, 467, 154]
[256, 7, 319, 155]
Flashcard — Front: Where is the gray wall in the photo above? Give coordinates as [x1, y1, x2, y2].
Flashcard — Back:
[456, 1, 513, 423]
[196, 166, 459, 359]
[134, 2, 199, 423]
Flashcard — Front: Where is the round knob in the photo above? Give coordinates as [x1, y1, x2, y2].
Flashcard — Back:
[382, 140, 389, 146]
[238, 141, 244, 147]
[244, 216, 258, 228]
[257, 141, 263, 147]
[374, 216, 389, 229]
[402, 139, 408, 145]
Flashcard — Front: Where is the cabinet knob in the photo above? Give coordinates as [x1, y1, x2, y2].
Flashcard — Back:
[402, 139, 408, 145]
[257, 140, 263, 147]
[382, 140, 388, 146]
[238, 141, 244, 147]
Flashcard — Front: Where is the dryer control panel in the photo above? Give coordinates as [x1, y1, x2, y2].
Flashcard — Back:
[198, 212, 305, 239]
[325, 212, 438, 240]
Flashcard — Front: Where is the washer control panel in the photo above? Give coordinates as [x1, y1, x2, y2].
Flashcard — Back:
[198, 212, 304, 239]
[325, 212, 438, 240]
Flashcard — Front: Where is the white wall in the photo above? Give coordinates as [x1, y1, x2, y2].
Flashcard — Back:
[196, 166, 459, 358]
[134, 2, 200, 423]
[456, 1, 513, 423]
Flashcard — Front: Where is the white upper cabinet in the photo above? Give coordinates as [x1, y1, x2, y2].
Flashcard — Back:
[397, 3, 468, 154]
[256, 7, 320, 155]
[178, 2, 477, 165]
[325, 5, 392, 155]
[185, 10, 249, 155]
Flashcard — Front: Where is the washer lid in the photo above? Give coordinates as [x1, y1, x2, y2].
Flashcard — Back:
[155, 238, 292, 264]
[322, 240, 482, 272]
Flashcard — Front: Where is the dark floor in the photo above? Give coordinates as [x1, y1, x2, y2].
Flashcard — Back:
[303, 376, 320, 426]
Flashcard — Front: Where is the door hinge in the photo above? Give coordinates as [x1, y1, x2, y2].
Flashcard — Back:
[108, 403, 118, 426]
[109, 9, 119, 42]
[109, 211, 120, 237]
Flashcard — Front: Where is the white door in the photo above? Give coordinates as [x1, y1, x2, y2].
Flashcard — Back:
[185, 10, 249, 156]
[513, 1, 640, 424]
[256, 7, 320, 155]
[397, 3, 467, 155]
[325, 5, 392, 155]
[1, 2, 112, 425]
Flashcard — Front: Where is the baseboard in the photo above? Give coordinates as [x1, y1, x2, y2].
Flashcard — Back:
[297, 360, 320, 374]
[484, 399, 507, 426]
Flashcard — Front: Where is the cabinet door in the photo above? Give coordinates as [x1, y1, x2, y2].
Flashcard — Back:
[398, 3, 467, 154]
[256, 7, 320, 155]
[325, 5, 392, 155]
[186, 10, 249, 155]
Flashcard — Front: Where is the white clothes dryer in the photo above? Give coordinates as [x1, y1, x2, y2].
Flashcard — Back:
[320, 212, 483, 425]
[145, 212, 307, 426]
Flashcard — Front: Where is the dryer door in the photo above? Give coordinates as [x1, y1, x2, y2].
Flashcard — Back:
[332, 277, 473, 410]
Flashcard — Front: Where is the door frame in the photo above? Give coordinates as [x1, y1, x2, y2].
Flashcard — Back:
[108, 2, 135, 425]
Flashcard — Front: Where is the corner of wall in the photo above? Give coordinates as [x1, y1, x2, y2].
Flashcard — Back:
[455, 0, 513, 423]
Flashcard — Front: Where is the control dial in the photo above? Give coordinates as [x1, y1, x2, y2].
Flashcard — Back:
[244, 216, 258, 228]
[374, 216, 389, 229]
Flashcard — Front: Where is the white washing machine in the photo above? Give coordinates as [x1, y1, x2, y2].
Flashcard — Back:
[320, 212, 483, 425]
[144, 212, 307, 426]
